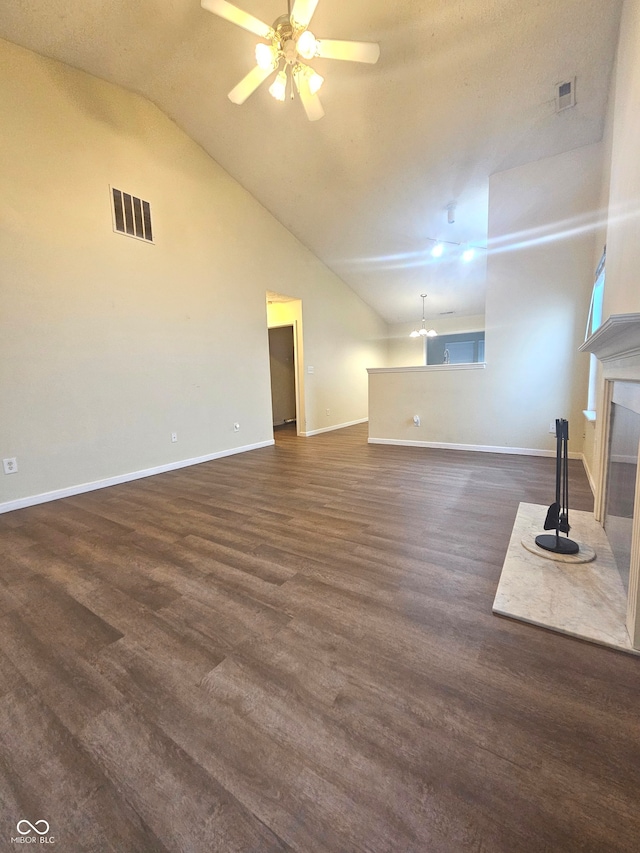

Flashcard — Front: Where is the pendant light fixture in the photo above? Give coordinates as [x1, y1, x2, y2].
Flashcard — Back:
[409, 294, 438, 338]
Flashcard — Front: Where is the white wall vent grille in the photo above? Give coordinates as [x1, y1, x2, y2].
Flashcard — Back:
[556, 78, 576, 112]
[111, 187, 153, 243]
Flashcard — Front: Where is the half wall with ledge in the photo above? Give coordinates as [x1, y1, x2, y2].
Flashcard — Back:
[366, 364, 581, 458]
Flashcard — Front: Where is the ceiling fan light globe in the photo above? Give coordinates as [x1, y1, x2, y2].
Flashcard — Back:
[297, 30, 318, 60]
[269, 70, 287, 101]
[255, 42, 277, 70]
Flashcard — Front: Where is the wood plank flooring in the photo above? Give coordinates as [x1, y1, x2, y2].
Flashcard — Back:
[1, 423, 639, 852]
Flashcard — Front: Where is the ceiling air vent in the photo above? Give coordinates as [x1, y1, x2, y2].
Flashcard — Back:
[556, 78, 576, 112]
[111, 187, 153, 243]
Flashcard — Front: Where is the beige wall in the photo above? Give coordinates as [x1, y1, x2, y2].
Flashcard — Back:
[387, 314, 485, 367]
[0, 39, 387, 508]
[604, 0, 640, 319]
[584, 0, 640, 498]
[582, 26, 619, 488]
[485, 143, 603, 452]
[368, 365, 493, 448]
[370, 143, 603, 453]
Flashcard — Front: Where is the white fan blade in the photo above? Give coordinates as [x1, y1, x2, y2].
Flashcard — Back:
[297, 77, 324, 121]
[316, 39, 380, 64]
[290, 0, 320, 29]
[201, 0, 272, 39]
[228, 65, 274, 104]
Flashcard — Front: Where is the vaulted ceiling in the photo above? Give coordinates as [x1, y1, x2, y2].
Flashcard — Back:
[0, 0, 623, 323]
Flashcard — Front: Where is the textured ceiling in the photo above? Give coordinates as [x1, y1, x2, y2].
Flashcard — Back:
[0, 0, 623, 323]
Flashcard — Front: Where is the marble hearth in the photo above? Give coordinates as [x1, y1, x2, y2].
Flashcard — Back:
[495, 313, 640, 653]
[493, 502, 638, 654]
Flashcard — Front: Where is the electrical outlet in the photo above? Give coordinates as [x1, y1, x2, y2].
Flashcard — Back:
[549, 421, 556, 434]
[326, 408, 330, 416]
[171, 432, 178, 443]
[233, 423, 240, 432]
[3, 457, 18, 474]
[413, 415, 421, 427]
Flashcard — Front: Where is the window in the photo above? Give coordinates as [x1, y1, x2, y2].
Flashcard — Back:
[585, 249, 606, 414]
[426, 331, 485, 365]
[586, 252, 606, 337]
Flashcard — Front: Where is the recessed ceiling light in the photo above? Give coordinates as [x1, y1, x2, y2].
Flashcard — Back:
[431, 243, 444, 258]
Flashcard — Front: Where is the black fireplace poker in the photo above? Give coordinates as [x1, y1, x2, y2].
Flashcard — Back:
[535, 418, 580, 555]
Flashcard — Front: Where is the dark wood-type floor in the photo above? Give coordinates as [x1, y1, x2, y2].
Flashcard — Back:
[1, 424, 639, 852]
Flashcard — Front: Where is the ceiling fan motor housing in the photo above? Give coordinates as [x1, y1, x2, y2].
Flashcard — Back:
[273, 15, 301, 65]
[274, 15, 294, 39]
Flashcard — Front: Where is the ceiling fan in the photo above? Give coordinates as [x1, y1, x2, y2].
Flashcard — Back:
[201, 0, 380, 120]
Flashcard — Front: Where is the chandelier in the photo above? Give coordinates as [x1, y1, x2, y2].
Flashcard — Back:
[409, 294, 438, 338]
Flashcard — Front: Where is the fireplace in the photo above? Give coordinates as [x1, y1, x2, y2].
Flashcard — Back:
[605, 384, 640, 593]
[580, 313, 640, 649]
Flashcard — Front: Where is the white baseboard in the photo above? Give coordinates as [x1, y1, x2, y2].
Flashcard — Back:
[610, 453, 639, 465]
[0, 439, 275, 515]
[302, 418, 368, 437]
[368, 437, 582, 460]
[582, 454, 597, 496]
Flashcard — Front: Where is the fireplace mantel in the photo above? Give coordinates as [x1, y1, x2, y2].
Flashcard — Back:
[580, 313, 640, 363]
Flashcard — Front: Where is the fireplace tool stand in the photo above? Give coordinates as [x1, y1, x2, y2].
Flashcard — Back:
[535, 418, 579, 555]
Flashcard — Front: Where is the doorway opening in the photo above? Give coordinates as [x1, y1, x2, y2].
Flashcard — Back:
[266, 293, 305, 436]
[268, 325, 296, 429]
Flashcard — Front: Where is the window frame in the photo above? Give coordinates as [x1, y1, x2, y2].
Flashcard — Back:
[584, 248, 606, 415]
